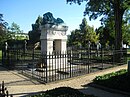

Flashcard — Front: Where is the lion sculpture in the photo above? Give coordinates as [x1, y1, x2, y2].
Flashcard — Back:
[42, 12, 64, 25]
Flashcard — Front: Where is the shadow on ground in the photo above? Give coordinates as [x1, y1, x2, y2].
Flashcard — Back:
[10, 86, 126, 97]
[80, 83, 128, 97]
[17, 87, 96, 97]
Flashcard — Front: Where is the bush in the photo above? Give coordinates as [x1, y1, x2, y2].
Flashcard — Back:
[93, 69, 130, 92]
[93, 69, 127, 81]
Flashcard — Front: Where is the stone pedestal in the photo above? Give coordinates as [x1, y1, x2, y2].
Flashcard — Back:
[40, 24, 68, 54]
[40, 24, 68, 68]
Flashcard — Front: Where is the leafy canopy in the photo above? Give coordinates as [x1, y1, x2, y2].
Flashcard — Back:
[8, 22, 23, 40]
[67, 0, 130, 22]
[67, 0, 130, 50]
[28, 16, 42, 44]
[68, 18, 98, 48]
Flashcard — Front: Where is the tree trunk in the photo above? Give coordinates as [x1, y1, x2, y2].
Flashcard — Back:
[114, 0, 124, 63]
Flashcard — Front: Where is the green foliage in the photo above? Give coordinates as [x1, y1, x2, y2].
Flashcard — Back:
[96, 26, 114, 48]
[68, 29, 82, 47]
[95, 10, 130, 48]
[67, 0, 130, 50]
[94, 69, 127, 81]
[93, 69, 130, 92]
[0, 29, 7, 43]
[122, 13, 130, 45]
[0, 14, 30, 49]
[67, 0, 130, 20]
[68, 18, 99, 48]
[28, 16, 42, 44]
[0, 13, 9, 49]
[9, 22, 21, 33]
[0, 14, 8, 28]
[80, 18, 99, 46]
[8, 22, 23, 40]
[27, 87, 97, 97]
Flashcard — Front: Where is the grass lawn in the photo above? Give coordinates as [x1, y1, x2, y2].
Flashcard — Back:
[27, 87, 97, 97]
[93, 69, 130, 93]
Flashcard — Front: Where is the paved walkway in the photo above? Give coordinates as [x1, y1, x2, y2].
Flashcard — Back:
[0, 65, 128, 97]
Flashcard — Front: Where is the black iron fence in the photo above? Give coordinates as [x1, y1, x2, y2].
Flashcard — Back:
[1, 47, 127, 83]
[0, 81, 12, 97]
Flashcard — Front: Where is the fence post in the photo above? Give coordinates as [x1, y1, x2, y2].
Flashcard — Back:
[113, 49, 115, 66]
[70, 50, 72, 78]
[6, 91, 8, 97]
[7, 49, 9, 68]
[88, 47, 90, 73]
[0, 81, 11, 97]
[101, 48, 103, 69]
[2, 48, 4, 66]
[45, 52, 48, 83]
[17, 48, 18, 62]
[2, 81, 5, 95]
[32, 63, 34, 78]
[124, 48, 127, 64]
[88, 45, 91, 73]
[32, 46, 34, 60]
[128, 61, 130, 75]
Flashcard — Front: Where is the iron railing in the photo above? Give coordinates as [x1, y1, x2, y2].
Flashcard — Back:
[2, 47, 127, 83]
[0, 81, 12, 97]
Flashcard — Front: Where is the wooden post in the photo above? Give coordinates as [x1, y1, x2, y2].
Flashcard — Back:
[128, 61, 130, 74]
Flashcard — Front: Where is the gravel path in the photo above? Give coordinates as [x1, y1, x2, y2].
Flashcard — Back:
[0, 65, 128, 97]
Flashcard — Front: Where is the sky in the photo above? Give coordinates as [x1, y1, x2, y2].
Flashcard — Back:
[0, 0, 101, 35]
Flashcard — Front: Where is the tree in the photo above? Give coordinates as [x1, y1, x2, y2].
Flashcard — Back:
[96, 26, 114, 48]
[67, 0, 130, 50]
[10, 22, 21, 33]
[80, 18, 98, 47]
[122, 22, 130, 45]
[122, 11, 130, 45]
[98, 10, 130, 47]
[68, 29, 82, 47]
[68, 18, 98, 48]
[28, 16, 42, 44]
[0, 14, 9, 48]
[8, 22, 22, 40]
[0, 14, 8, 29]
[96, 15, 130, 49]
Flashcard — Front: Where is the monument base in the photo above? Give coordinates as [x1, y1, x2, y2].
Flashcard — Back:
[46, 57, 68, 70]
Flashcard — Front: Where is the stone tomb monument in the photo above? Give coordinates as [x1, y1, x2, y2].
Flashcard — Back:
[40, 12, 68, 69]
